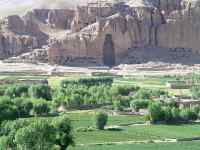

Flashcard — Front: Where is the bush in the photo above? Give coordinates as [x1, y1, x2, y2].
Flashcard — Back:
[31, 99, 50, 116]
[148, 102, 165, 123]
[52, 115, 74, 149]
[29, 85, 52, 100]
[113, 100, 123, 111]
[13, 98, 33, 117]
[54, 84, 114, 108]
[191, 86, 200, 98]
[134, 89, 152, 99]
[0, 116, 74, 150]
[180, 108, 197, 121]
[171, 107, 180, 121]
[112, 85, 139, 96]
[130, 100, 149, 112]
[61, 77, 113, 88]
[163, 106, 173, 123]
[95, 112, 108, 130]
[134, 89, 168, 99]
[0, 97, 18, 122]
[193, 106, 200, 114]
[5, 85, 29, 98]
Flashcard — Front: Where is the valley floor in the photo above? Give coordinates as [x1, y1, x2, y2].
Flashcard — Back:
[68, 141, 200, 150]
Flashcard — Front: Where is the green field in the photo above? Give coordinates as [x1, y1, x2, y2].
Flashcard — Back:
[66, 111, 145, 128]
[0, 74, 198, 150]
[68, 141, 200, 150]
[64, 111, 200, 145]
[114, 76, 192, 96]
[0, 74, 192, 96]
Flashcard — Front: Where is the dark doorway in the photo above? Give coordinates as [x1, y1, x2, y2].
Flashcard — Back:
[103, 34, 115, 66]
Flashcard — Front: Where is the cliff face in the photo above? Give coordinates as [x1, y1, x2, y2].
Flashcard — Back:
[49, 0, 200, 65]
[1, 0, 200, 66]
[0, 13, 48, 59]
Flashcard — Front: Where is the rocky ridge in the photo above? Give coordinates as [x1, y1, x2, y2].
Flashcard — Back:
[1, 0, 200, 66]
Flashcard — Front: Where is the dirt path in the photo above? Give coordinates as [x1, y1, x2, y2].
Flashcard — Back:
[77, 138, 178, 147]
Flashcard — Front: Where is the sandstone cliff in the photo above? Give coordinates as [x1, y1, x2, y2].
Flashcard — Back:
[1, 0, 200, 66]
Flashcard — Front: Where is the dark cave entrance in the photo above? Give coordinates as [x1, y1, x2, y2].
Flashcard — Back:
[103, 34, 115, 67]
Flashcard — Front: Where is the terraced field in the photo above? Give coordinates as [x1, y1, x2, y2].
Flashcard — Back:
[68, 141, 200, 150]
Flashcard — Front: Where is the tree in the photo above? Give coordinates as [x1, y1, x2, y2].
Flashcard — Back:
[130, 100, 149, 112]
[0, 97, 17, 122]
[191, 86, 200, 99]
[113, 100, 123, 111]
[15, 120, 56, 150]
[52, 115, 74, 150]
[0, 136, 10, 150]
[13, 98, 33, 117]
[171, 107, 180, 121]
[0, 117, 74, 150]
[31, 99, 50, 116]
[95, 112, 108, 130]
[5, 85, 29, 98]
[163, 106, 173, 123]
[180, 108, 197, 121]
[29, 85, 52, 100]
[148, 102, 164, 123]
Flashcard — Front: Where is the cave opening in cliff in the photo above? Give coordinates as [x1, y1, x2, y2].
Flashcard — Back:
[103, 34, 115, 67]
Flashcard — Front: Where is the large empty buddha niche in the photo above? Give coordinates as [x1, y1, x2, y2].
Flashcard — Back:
[103, 34, 115, 66]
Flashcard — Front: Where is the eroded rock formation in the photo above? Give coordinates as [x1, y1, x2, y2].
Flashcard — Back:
[48, 0, 200, 66]
[1, 0, 200, 66]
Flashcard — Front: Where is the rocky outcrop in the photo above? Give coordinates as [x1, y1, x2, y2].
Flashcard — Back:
[48, 0, 200, 66]
[47, 9, 74, 29]
[4, 48, 48, 63]
[5, 15, 26, 34]
[0, 33, 38, 59]
[71, 5, 114, 32]
[1, 0, 200, 66]
[0, 12, 48, 59]
[49, 13, 140, 65]
[33, 9, 74, 29]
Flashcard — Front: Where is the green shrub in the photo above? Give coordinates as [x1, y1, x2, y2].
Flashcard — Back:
[171, 107, 180, 121]
[113, 100, 123, 111]
[193, 106, 200, 114]
[191, 86, 200, 98]
[112, 85, 139, 96]
[31, 99, 50, 116]
[134, 89, 152, 99]
[13, 98, 33, 117]
[29, 85, 52, 100]
[95, 112, 108, 130]
[0, 97, 17, 122]
[0, 116, 74, 150]
[54, 84, 114, 108]
[5, 85, 29, 98]
[61, 77, 113, 88]
[148, 102, 165, 123]
[134, 89, 168, 99]
[163, 106, 173, 123]
[52, 115, 74, 149]
[130, 100, 149, 112]
[180, 109, 197, 121]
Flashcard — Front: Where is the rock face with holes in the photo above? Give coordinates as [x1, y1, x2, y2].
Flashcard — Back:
[48, 0, 200, 66]
[1, 0, 200, 66]
[49, 12, 142, 66]
[0, 14, 48, 59]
